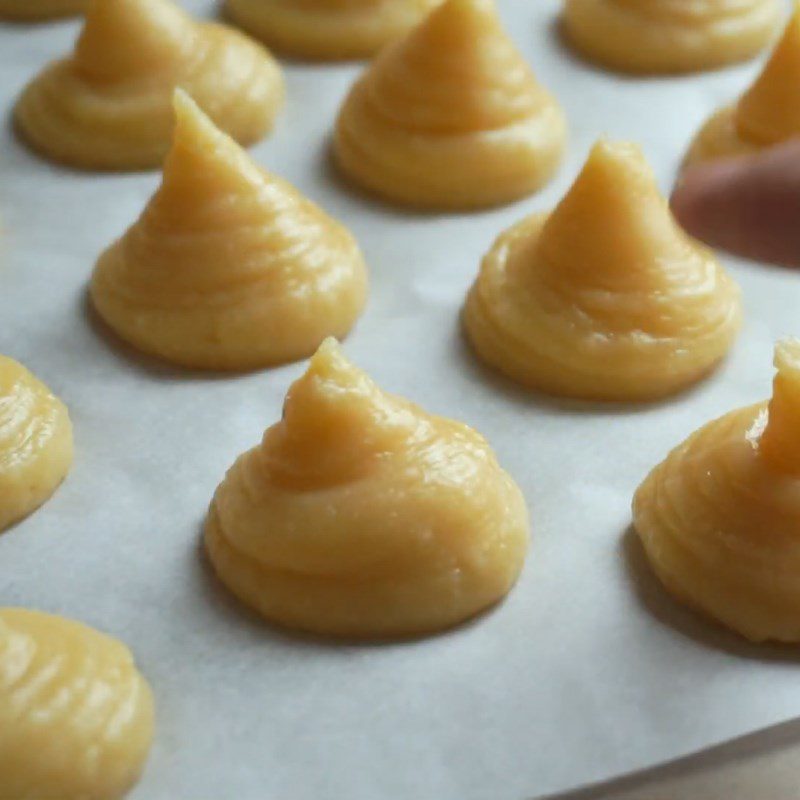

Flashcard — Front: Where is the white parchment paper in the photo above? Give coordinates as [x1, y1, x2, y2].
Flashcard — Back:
[2, 2, 800, 798]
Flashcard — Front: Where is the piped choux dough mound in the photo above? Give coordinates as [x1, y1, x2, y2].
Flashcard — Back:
[15, 0, 284, 170]
[562, 0, 782, 74]
[0, 0, 86, 19]
[463, 140, 742, 401]
[225, 0, 442, 60]
[0, 608, 154, 799]
[91, 92, 367, 370]
[0, 357, 73, 532]
[205, 339, 529, 638]
[685, 5, 800, 167]
[634, 340, 800, 642]
[333, 0, 567, 209]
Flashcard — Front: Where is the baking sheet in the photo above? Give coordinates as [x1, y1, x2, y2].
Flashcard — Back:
[2, 2, 800, 798]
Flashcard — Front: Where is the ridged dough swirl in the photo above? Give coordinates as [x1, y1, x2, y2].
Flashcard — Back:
[224, 0, 442, 60]
[15, 0, 284, 170]
[0, 608, 154, 799]
[685, 4, 800, 166]
[334, 0, 566, 209]
[205, 338, 530, 638]
[462, 140, 742, 400]
[563, 0, 782, 74]
[634, 340, 800, 642]
[0, 356, 73, 532]
[91, 91, 368, 370]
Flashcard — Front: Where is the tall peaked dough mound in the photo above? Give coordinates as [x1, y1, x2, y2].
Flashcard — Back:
[205, 339, 530, 638]
[225, 0, 442, 60]
[634, 340, 800, 642]
[562, 0, 782, 74]
[463, 140, 742, 401]
[333, 0, 567, 209]
[15, 0, 284, 170]
[0, 608, 155, 799]
[0, 356, 73, 532]
[0, 0, 86, 19]
[685, 5, 800, 166]
[91, 92, 367, 370]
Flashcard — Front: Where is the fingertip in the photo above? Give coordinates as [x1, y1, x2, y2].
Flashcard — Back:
[671, 145, 800, 267]
[670, 158, 749, 244]
[671, 158, 748, 212]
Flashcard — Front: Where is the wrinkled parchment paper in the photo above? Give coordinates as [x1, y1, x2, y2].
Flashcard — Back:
[2, 2, 800, 798]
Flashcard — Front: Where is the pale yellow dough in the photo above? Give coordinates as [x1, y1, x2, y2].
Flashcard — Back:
[205, 339, 530, 638]
[0, 0, 86, 19]
[685, 4, 800, 167]
[0, 608, 154, 799]
[462, 140, 742, 401]
[563, 0, 782, 74]
[634, 340, 800, 643]
[333, 0, 567, 209]
[0, 356, 72, 532]
[91, 91, 367, 370]
[15, 0, 284, 170]
[225, 0, 442, 60]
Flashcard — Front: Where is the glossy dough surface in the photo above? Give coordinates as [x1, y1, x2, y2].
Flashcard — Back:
[563, 0, 781, 74]
[0, 0, 86, 19]
[91, 91, 367, 370]
[0, 608, 154, 799]
[334, 0, 566, 209]
[205, 339, 530, 638]
[225, 0, 442, 59]
[463, 140, 742, 401]
[15, 0, 284, 170]
[685, 6, 800, 166]
[0, 357, 72, 532]
[634, 341, 800, 642]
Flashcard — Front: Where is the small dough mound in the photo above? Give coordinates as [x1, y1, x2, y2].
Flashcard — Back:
[562, 0, 781, 74]
[205, 338, 529, 638]
[225, 0, 442, 60]
[15, 0, 284, 170]
[0, 0, 86, 19]
[333, 0, 567, 209]
[634, 340, 800, 642]
[0, 356, 73, 532]
[462, 140, 742, 401]
[685, 4, 800, 167]
[91, 91, 367, 370]
[0, 608, 155, 799]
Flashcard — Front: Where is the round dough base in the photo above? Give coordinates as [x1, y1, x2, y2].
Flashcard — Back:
[563, 0, 781, 74]
[683, 106, 760, 168]
[224, 0, 439, 60]
[334, 81, 567, 209]
[206, 501, 526, 639]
